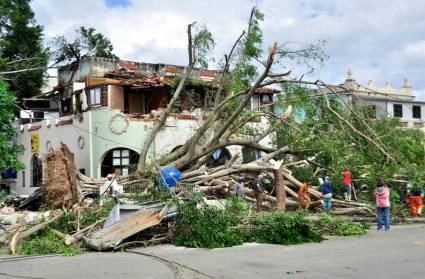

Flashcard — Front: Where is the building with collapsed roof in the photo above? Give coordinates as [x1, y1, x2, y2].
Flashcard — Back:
[10, 57, 277, 195]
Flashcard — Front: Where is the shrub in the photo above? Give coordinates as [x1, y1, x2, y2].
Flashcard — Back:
[225, 195, 250, 217]
[173, 202, 244, 248]
[314, 213, 367, 236]
[19, 229, 81, 256]
[246, 211, 324, 245]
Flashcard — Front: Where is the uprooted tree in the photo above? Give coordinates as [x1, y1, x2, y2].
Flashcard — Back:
[135, 7, 424, 210]
[136, 7, 324, 172]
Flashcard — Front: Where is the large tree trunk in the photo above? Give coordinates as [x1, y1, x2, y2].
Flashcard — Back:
[274, 161, 286, 211]
[137, 23, 196, 172]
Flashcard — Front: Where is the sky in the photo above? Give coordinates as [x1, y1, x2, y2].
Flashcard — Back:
[31, 0, 425, 98]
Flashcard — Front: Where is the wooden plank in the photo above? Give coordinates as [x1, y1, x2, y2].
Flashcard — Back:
[83, 208, 165, 251]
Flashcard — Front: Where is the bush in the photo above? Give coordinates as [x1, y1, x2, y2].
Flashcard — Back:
[246, 211, 324, 245]
[19, 229, 81, 256]
[314, 213, 367, 236]
[225, 195, 250, 217]
[173, 202, 244, 248]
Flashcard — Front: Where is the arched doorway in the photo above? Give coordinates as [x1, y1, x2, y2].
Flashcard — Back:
[31, 154, 43, 187]
[242, 147, 261, 163]
[206, 148, 232, 168]
[101, 148, 139, 177]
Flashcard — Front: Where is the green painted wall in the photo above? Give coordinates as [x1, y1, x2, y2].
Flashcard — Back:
[89, 108, 155, 177]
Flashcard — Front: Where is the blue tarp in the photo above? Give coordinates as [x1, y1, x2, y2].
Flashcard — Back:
[158, 166, 182, 188]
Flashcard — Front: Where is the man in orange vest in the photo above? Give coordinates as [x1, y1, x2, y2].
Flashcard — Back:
[405, 188, 423, 217]
[298, 180, 312, 209]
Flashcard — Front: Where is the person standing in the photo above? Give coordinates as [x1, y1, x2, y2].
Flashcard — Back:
[405, 188, 423, 217]
[374, 181, 391, 230]
[107, 174, 121, 204]
[298, 180, 312, 209]
[252, 174, 264, 212]
[234, 177, 245, 197]
[342, 168, 352, 202]
[320, 176, 333, 211]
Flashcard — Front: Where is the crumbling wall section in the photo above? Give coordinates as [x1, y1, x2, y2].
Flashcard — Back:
[45, 144, 82, 208]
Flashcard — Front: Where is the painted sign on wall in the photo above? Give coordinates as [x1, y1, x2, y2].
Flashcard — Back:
[31, 133, 40, 154]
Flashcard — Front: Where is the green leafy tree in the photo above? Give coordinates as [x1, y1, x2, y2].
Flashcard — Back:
[0, 79, 23, 172]
[0, 0, 49, 99]
[51, 26, 118, 64]
[275, 84, 425, 195]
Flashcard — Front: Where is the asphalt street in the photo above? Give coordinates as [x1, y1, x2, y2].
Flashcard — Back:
[0, 224, 424, 279]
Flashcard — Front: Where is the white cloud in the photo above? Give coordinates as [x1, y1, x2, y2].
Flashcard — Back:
[31, 0, 425, 90]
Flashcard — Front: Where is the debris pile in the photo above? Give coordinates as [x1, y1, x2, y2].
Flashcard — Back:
[1, 143, 417, 256]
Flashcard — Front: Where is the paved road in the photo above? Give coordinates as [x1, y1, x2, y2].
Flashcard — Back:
[0, 225, 424, 279]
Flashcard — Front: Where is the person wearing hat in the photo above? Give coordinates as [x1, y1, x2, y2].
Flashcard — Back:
[320, 176, 333, 211]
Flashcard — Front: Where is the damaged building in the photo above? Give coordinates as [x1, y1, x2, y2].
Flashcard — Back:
[11, 57, 277, 195]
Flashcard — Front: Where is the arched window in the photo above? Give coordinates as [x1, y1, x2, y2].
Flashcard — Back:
[101, 148, 139, 177]
[31, 154, 43, 187]
[206, 148, 232, 168]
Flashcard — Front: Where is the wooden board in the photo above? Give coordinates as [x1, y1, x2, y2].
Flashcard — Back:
[83, 208, 165, 251]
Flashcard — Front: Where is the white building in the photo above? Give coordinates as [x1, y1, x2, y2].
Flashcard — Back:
[11, 57, 276, 195]
[327, 70, 425, 130]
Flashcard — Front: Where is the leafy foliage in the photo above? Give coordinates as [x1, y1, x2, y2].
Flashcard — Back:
[51, 26, 118, 64]
[174, 201, 244, 248]
[0, 80, 24, 172]
[314, 213, 368, 236]
[225, 195, 251, 216]
[275, 84, 425, 198]
[246, 211, 324, 244]
[18, 200, 116, 256]
[19, 229, 81, 256]
[193, 25, 215, 68]
[0, 0, 49, 98]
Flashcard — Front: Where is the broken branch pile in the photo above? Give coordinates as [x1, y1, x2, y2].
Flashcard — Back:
[177, 152, 371, 215]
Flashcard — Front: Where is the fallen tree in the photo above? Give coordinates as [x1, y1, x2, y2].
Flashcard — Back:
[132, 6, 422, 212]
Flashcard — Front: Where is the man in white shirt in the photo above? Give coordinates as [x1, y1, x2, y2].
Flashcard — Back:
[105, 174, 120, 203]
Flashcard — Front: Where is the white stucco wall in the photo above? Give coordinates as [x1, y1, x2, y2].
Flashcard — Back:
[13, 116, 91, 195]
[385, 101, 425, 120]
